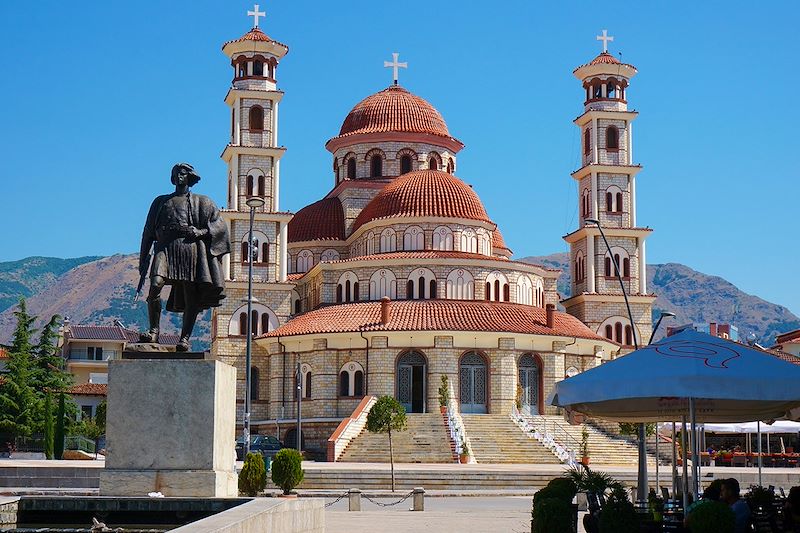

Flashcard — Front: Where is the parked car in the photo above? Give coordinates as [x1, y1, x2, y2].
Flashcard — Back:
[235, 435, 283, 460]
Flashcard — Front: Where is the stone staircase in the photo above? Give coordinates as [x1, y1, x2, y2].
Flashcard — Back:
[338, 413, 455, 463]
[535, 415, 659, 467]
[460, 414, 562, 464]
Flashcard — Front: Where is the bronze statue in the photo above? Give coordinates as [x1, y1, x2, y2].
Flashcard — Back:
[138, 163, 230, 351]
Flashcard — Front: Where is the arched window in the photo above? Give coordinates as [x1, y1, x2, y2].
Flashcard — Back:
[229, 303, 279, 336]
[366, 232, 375, 255]
[406, 279, 414, 300]
[446, 269, 475, 299]
[606, 191, 613, 212]
[406, 268, 436, 300]
[613, 254, 621, 276]
[616, 192, 623, 213]
[336, 284, 343, 303]
[446, 158, 454, 173]
[598, 316, 639, 346]
[267, 58, 275, 79]
[347, 157, 356, 180]
[428, 152, 441, 170]
[485, 271, 509, 302]
[249, 106, 264, 131]
[606, 186, 623, 213]
[606, 81, 616, 99]
[517, 275, 533, 305]
[485, 282, 491, 301]
[606, 125, 619, 149]
[246, 176, 254, 197]
[334, 159, 340, 183]
[615, 322, 623, 343]
[253, 60, 264, 76]
[432, 226, 453, 251]
[625, 325, 633, 346]
[623, 257, 630, 278]
[239, 313, 247, 336]
[593, 82, 602, 99]
[339, 362, 365, 397]
[337, 272, 359, 303]
[250, 366, 260, 400]
[294, 299, 301, 314]
[296, 249, 314, 273]
[321, 249, 340, 262]
[370, 155, 382, 178]
[582, 189, 590, 218]
[262, 242, 269, 263]
[460, 229, 478, 253]
[503, 283, 510, 302]
[429, 279, 437, 299]
[605, 324, 613, 340]
[257, 175, 266, 197]
[535, 279, 544, 307]
[403, 226, 424, 251]
[251, 309, 258, 336]
[400, 155, 412, 174]
[605, 247, 629, 278]
[261, 314, 270, 335]
[369, 269, 397, 299]
[237, 60, 247, 78]
[380, 229, 396, 252]
[604, 256, 612, 278]
[584, 129, 591, 155]
[300, 363, 312, 399]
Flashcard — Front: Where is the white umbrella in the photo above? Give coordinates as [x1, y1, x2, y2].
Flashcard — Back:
[550, 329, 800, 501]
[701, 421, 800, 434]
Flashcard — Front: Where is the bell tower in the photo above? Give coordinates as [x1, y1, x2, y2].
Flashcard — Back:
[562, 31, 656, 349]
[211, 6, 295, 422]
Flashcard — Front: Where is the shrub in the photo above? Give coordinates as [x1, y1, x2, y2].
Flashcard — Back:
[271, 448, 304, 495]
[545, 477, 577, 501]
[238, 452, 267, 497]
[598, 487, 638, 533]
[686, 500, 735, 533]
[532, 497, 573, 533]
[438, 375, 449, 408]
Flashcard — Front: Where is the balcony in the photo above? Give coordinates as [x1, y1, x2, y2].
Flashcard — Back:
[68, 349, 119, 361]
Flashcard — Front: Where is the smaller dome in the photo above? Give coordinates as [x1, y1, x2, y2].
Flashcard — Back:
[222, 27, 289, 54]
[353, 170, 491, 231]
[288, 197, 345, 242]
[589, 52, 620, 65]
[493, 228, 512, 256]
[337, 86, 451, 139]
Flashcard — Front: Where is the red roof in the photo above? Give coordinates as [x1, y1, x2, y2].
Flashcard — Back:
[776, 329, 800, 345]
[334, 85, 452, 139]
[67, 325, 180, 345]
[288, 197, 345, 243]
[493, 229, 511, 254]
[575, 52, 636, 73]
[67, 383, 108, 396]
[322, 251, 560, 273]
[223, 27, 289, 50]
[353, 170, 491, 231]
[263, 300, 606, 340]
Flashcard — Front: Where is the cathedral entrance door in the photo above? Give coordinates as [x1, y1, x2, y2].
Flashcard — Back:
[397, 351, 427, 413]
[518, 354, 540, 415]
[460, 352, 487, 414]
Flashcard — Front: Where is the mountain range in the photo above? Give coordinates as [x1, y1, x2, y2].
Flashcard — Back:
[0, 254, 797, 349]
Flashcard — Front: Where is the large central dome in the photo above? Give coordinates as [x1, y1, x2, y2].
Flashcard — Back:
[336, 85, 451, 138]
[352, 170, 491, 231]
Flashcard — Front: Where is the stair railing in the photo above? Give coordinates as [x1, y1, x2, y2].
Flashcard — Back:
[511, 407, 578, 466]
[445, 388, 474, 463]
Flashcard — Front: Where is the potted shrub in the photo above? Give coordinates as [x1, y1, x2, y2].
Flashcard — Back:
[685, 500, 735, 533]
[598, 486, 638, 533]
[459, 438, 470, 464]
[270, 448, 304, 496]
[531, 477, 578, 533]
[238, 452, 267, 497]
[438, 375, 449, 414]
[580, 427, 590, 465]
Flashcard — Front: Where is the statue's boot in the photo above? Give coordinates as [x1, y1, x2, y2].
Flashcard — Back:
[139, 297, 161, 343]
[177, 305, 199, 352]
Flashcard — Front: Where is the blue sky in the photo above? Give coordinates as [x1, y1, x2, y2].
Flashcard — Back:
[1, 1, 798, 315]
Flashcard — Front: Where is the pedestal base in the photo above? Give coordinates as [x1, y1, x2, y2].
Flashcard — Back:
[99, 469, 238, 498]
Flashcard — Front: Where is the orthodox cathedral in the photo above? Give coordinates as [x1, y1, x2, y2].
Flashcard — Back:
[210, 9, 654, 454]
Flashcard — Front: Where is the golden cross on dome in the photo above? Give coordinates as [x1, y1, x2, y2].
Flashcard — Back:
[596, 29, 614, 53]
[247, 4, 266, 28]
[384, 52, 407, 85]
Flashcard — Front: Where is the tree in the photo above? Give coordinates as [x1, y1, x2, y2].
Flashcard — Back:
[365, 396, 407, 492]
[270, 449, 304, 495]
[94, 400, 107, 434]
[43, 393, 54, 459]
[54, 393, 66, 459]
[239, 452, 268, 496]
[0, 298, 38, 438]
[31, 314, 72, 433]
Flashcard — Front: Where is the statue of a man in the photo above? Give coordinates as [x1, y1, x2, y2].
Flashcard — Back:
[138, 163, 231, 351]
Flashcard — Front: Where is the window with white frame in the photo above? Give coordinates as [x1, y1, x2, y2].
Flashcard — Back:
[369, 269, 397, 299]
[296, 249, 314, 273]
[403, 226, 424, 251]
[380, 228, 396, 253]
[432, 226, 453, 251]
[446, 269, 475, 299]
[339, 361, 365, 397]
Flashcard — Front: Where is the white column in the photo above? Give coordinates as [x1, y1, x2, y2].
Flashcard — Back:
[587, 233, 596, 294]
[591, 117, 599, 164]
[223, 251, 231, 281]
[279, 222, 288, 282]
[627, 121, 633, 165]
[234, 98, 241, 146]
[638, 237, 647, 295]
[233, 156, 240, 211]
[590, 171, 598, 219]
[273, 159, 280, 212]
[273, 101, 279, 147]
[629, 175, 637, 227]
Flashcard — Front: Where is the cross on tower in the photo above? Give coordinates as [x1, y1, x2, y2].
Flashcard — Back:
[384, 52, 407, 85]
[596, 29, 614, 53]
[247, 4, 266, 28]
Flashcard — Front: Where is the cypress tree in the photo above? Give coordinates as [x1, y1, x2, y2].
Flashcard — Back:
[43, 393, 54, 460]
[54, 393, 66, 459]
[0, 298, 37, 439]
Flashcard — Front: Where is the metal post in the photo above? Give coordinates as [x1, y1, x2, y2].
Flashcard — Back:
[655, 423, 660, 491]
[757, 421, 763, 487]
[689, 397, 699, 499]
[296, 361, 302, 453]
[243, 204, 256, 457]
[681, 416, 689, 511]
[671, 422, 678, 499]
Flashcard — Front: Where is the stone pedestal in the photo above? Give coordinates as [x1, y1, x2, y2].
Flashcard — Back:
[100, 358, 238, 497]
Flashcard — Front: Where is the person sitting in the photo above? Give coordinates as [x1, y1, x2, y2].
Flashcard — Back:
[720, 478, 751, 533]
[684, 480, 722, 527]
[785, 486, 800, 532]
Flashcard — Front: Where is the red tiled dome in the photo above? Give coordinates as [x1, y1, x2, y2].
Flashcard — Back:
[223, 27, 289, 51]
[352, 170, 491, 231]
[589, 52, 620, 65]
[336, 85, 451, 138]
[288, 197, 345, 242]
[493, 228, 512, 255]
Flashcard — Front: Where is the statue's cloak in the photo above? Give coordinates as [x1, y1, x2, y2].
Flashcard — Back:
[140, 192, 230, 312]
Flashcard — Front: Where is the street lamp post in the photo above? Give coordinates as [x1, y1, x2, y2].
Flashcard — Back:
[243, 196, 266, 457]
[649, 311, 675, 497]
[650, 311, 676, 345]
[584, 217, 648, 505]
